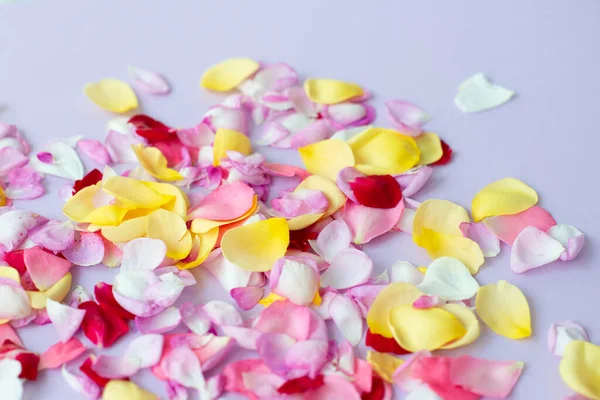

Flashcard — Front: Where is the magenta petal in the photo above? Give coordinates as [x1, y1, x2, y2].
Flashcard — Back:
[136, 307, 182, 334]
[344, 200, 404, 244]
[76, 139, 110, 165]
[29, 220, 75, 252]
[230, 286, 264, 311]
[460, 222, 500, 257]
[385, 100, 430, 136]
[450, 355, 524, 398]
[483, 205, 557, 245]
[320, 248, 372, 289]
[62, 232, 105, 267]
[413, 295, 444, 309]
[4, 166, 45, 200]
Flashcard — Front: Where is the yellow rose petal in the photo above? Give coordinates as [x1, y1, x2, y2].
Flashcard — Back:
[475, 280, 532, 339]
[366, 282, 423, 338]
[258, 292, 285, 307]
[560, 341, 600, 400]
[27, 273, 72, 309]
[298, 139, 355, 181]
[143, 181, 189, 218]
[349, 127, 420, 175]
[472, 177, 538, 222]
[146, 209, 192, 260]
[415, 132, 443, 165]
[176, 228, 218, 270]
[0, 266, 20, 283]
[0, 186, 6, 206]
[101, 216, 148, 243]
[201, 57, 260, 92]
[221, 218, 289, 272]
[421, 228, 485, 274]
[103, 380, 157, 400]
[295, 175, 346, 218]
[417, 267, 428, 274]
[213, 128, 252, 166]
[388, 304, 466, 352]
[440, 303, 480, 349]
[413, 199, 471, 247]
[287, 213, 325, 231]
[62, 184, 100, 223]
[304, 78, 363, 105]
[84, 79, 138, 113]
[366, 351, 404, 383]
[133, 144, 183, 181]
[103, 176, 173, 209]
[82, 205, 128, 226]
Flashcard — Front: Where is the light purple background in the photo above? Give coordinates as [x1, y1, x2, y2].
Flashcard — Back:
[1, 0, 599, 398]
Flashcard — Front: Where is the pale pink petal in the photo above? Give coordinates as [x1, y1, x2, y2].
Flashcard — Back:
[76, 139, 110, 166]
[288, 119, 333, 148]
[92, 354, 141, 379]
[564, 394, 589, 400]
[0, 209, 47, 252]
[62, 232, 105, 267]
[204, 105, 248, 135]
[395, 166, 433, 198]
[253, 63, 298, 93]
[177, 123, 215, 148]
[187, 182, 255, 220]
[385, 100, 431, 136]
[313, 375, 362, 399]
[121, 237, 167, 272]
[101, 237, 122, 267]
[29, 220, 75, 251]
[310, 219, 352, 263]
[24, 246, 72, 291]
[203, 301, 243, 326]
[193, 334, 233, 372]
[0, 123, 30, 154]
[547, 224, 585, 261]
[450, 355, 524, 398]
[396, 206, 416, 234]
[256, 332, 296, 375]
[113, 273, 158, 317]
[256, 120, 290, 146]
[4, 166, 45, 200]
[344, 200, 404, 244]
[166, 381, 188, 400]
[61, 363, 101, 399]
[483, 205, 557, 245]
[320, 248, 372, 289]
[161, 346, 206, 390]
[230, 286, 263, 311]
[221, 325, 261, 350]
[324, 103, 367, 125]
[105, 130, 141, 164]
[204, 250, 252, 292]
[126, 334, 164, 368]
[38, 337, 86, 370]
[136, 306, 182, 334]
[288, 86, 319, 116]
[0, 324, 22, 346]
[180, 302, 211, 335]
[69, 286, 93, 308]
[336, 166, 363, 202]
[413, 295, 444, 309]
[510, 226, 565, 273]
[284, 339, 329, 378]
[0, 147, 28, 177]
[336, 340, 356, 375]
[45, 299, 86, 343]
[270, 257, 319, 305]
[392, 350, 432, 391]
[270, 189, 328, 218]
[329, 294, 364, 346]
[460, 222, 500, 257]
[129, 65, 171, 95]
[254, 300, 311, 341]
[262, 162, 310, 179]
[548, 321, 589, 357]
[242, 371, 284, 398]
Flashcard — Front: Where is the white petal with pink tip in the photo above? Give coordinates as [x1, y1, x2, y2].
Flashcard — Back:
[320, 248, 372, 289]
[548, 321, 589, 356]
[510, 226, 565, 273]
[45, 299, 86, 343]
[329, 294, 364, 346]
[547, 224, 584, 261]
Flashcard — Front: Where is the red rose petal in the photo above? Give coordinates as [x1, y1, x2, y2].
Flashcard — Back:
[79, 357, 111, 388]
[3, 250, 27, 275]
[349, 175, 402, 209]
[278, 374, 325, 395]
[94, 282, 135, 321]
[128, 114, 173, 143]
[288, 226, 319, 251]
[430, 140, 453, 166]
[72, 169, 103, 195]
[152, 140, 187, 168]
[365, 330, 411, 355]
[361, 375, 386, 400]
[78, 301, 129, 348]
[15, 352, 40, 380]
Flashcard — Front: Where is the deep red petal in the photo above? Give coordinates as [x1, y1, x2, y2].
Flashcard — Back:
[430, 140, 453, 166]
[152, 140, 187, 168]
[73, 169, 103, 195]
[288, 227, 319, 251]
[94, 282, 135, 321]
[79, 357, 111, 388]
[349, 175, 403, 209]
[78, 301, 129, 348]
[365, 330, 411, 355]
[361, 375, 386, 400]
[128, 114, 173, 143]
[278, 374, 325, 394]
[3, 250, 27, 275]
[15, 352, 40, 380]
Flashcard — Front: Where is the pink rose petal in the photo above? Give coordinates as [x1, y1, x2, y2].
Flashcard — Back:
[0, 147, 28, 177]
[0, 323, 22, 346]
[179, 302, 211, 335]
[76, 139, 110, 165]
[121, 237, 167, 272]
[24, 246, 72, 291]
[288, 119, 334, 148]
[413, 295, 444, 309]
[312, 375, 362, 399]
[344, 199, 404, 244]
[324, 103, 367, 126]
[256, 332, 296, 375]
[177, 123, 215, 148]
[547, 224, 585, 261]
[38, 337, 86, 370]
[4, 166, 45, 200]
[230, 286, 264, 311]
[392, 350, 432, 391]
[270, 257, 319, 305]
[320, 248, 373, 289]
[284, 339, 329, 378]
[0, 209, 47, 252]
[61, 362, 101, 399]
[254, 300, 311, 341]
[203, 300, 243, 326]
[450, 355, 525, 398]
[309, 219, 352, 263]
[45, 299, 86, 343]
[91, 354, 141, 379]
[126, 334, 164, 368]
[385, 100, 431, 136]
[483, 205, 557, 245]
[161, 346, 206, 390]
[394, 166, 433, 198]
[329, 294, 364, 346]
[270, 189, 328, 218]
[136, 306, 182, 334]
[29, 220, 75, 252]
[129, 65, 171, 95]
[204, 250, 252, 292]
[221, 325, 261, 350]
[62, 232, 105, 267]
[0, 123, 30, 154]
[510, 226, 565, 273]
[187, 182, 255, 221]
[548, 321, 589, 357]
[460, 222, 500, 257]
[104, 130, 142, 164]
[262, 162, 310, 179]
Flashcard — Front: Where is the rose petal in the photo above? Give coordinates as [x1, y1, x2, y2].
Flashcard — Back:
[417, 257, 479, 301]
[299, 139, 355, 181]
[76, 139, 110, 165]
[410, 356, 480, 400]
[390, 261, 424, 285]
[385, 100, 430, 136]
[510, 226, 565, 273]
[62, 362, 101, 399]
[459, 222, 500, 257]
[0, 209, 47, 252]
[320, 248, 373, 289]
[349, 175, 403, 209]
[548, 321, 589, 357]
[304, 79, 363, 105]
[103, 380, 157, 400]
[0, 359, 24, 399]
[455, 73, 515, 113]
[203, 300, 243, 326]
[475, 280, 531, 339]
[78, 301, 129, 348]
[46, 298, 86, 343]
[284, 339, 329, 378]
[29, 220, 75, 251]
[367, 350, 405, 383]
[162, 346, 206, 390]
[4, 166, 45, 200]
[129, 66, 171, 95]
[270, 189, 328, 219]
[126, 334, 164, 368]
[188, 182, 255, 221]
[29, 141, 84, 180]
[344, 199, 404, 244]
[309, 219, 352, 263]
[412, 295, 443, 309]
[395, 166, 433, 198]
[270, 257, 319, 306]
[449, 355, 524, 398]
[201, 58, 259, 92]
[472, 177, 538, 222]
[85, 79, 138, 113]
[329, 294, 364, 346]
[62, 232, 105, 267]
[38, 338, 86, 370]
[0, 147, 28, 177]
[547, 224, 585, 261]
[559, 340, 600, 400]
[483, 205, 556, 245]
[136, 307, 182, 334]
[179, 302, 211, 335]
[24, 246, 72, 291]
[105, 130, 141, 163]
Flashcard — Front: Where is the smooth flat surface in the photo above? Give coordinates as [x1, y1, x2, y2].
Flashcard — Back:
[1, 0, 599, 398]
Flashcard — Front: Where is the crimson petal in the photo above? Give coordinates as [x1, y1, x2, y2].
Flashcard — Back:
[73, 169, 103, 195]
[78, 301, 129, 348]
[361, 376, 386, 400]
[94, 282, 135, 321]
[278, 374, 325, 394]
[79, 357, 111, 388]
[128, 114, 173, 143]
[3, 250, 27, 275]
[431, 140, 453, 166]
[15, 352, 40, 380]
[288, 227, 319, 251]
[365, 330, 410, 355]
[349, 175, 402, 209]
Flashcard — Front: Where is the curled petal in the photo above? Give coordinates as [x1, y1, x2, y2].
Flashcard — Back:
[483, 205, 556, 245]
[344, 199, 404, 244]
[136, 307, 182, 334]
[270, 257, 319, 306]
[29, 220, 75, 252]
[201, 57, 259, 92]
[4, 166, 45, 200]
[460, 222, 500, 257]
[548, 321, 589, 357]
[391, 261, 424, 285]
[230, 286, 263, 311]
[510, 226, 564, 273]
[475, 280, 531, 339]
[270, 189, 328, 219]
[472, 177, 538, 222]
[129, 66, 171, 95]
[547, 224, 585, 261]
[385, 100, 430, 136]
[329, 294, 364, 346]
[320, 248, 373, 289]
[46, 299, 86, 343]
[395, 166, 433, 198]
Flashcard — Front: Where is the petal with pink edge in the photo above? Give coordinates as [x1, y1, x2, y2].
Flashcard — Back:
[270, 189, 328, 219]
[510, 226, 564, 273]
[385, 100, 431, 136]
[203, 300, 243, 326]
[309, 219, 352, 263]
[450, 355, 525, 398]
[61, 363, 101, 399]
[121, 238, 167, 272]
[483, 205, 556, 245]
[180, 302, 211, 335]
[0, 209, 47, 252]
[230, 286, 264, 311]
[105, 130, 141, 163]
[0, 147, 28, 177]
[4, 166, 45, 200]
[129, 66, 171, 95]
[329, 294, 364, 346]
[392, 350, 432, 391]
[204, 250, 253, 292]
[284, 339, 329, 378]
[254, 300, 311, 341]
[161, 347, 206, 390]
[24, 247, 72, 291]
[548, 321, 589, 357]
[270, 257, 319, 305]
[288, 120, 334, 149]
[38, 338, 86, 370]
[417, 257, 479, 301]
[221, 325, 261, 350]
[45, 299, 86, 343]
[547, 224, 584, 261]
[345, 200, 404, 244]
[188, 182, 255, 221]
[92, 354, 141, 379]
[320, 248, 372, 289]
[29, 220, 75, 252]
[126, 334, 164, 368]
[62, 232, 105, 267]
[29, 141, 84, 180]
[460, 222, 500, 257]
[136, 306, 182, 334]
[256, 332, 296, 375]
[324, 103, 369, 126]
[336, 166, 363, 203]
[76, 139, 110, 165]
[395, 166, 433, 198]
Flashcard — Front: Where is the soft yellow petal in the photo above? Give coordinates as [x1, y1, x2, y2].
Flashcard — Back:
[440, 303, 480, 349]
[295, 175, 346, 218]
[349, 127, 420, 175]
[213, 128, 252, 166]
[62, 184, 100, 223]
[417, 267, 428, 274]
[366, 351, 404, 383]
[366, 282, 423, 338]
[132, 144, 183, 181]
[146, 209, 192, 260]
[0, 186, 6, 206]
[221, 218, 289, 272]
[413, 199, 471, 247]
[298, 139, 355, 181]
[415, 132, 443, 165]
[304, 78, 363, 105]
[286, 213, 325, 231]
[471, 177, 538, 222]
[201, 57, 260, 92]
[143, 182, 189, 218]
[560, 341, 600, 400]
[420, 228, 485, 274]
[0, 266, 20, 283]
[176, 228, 218, 270]
[258, 292, 285, 307]
[101, 216, 148, 243]
[475, 280, 532, 339]
[388, 304, 466, 352]
[84, 79, 138, 113]
[103, 380, 158, 400]
[27, 273, 72, 309]
[103, 176, 173, 209]
[82, 205, 128, 226]
[312, 290, 322, 306]
[190, 196, 258, 233]
[122, 207, 159, 220]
